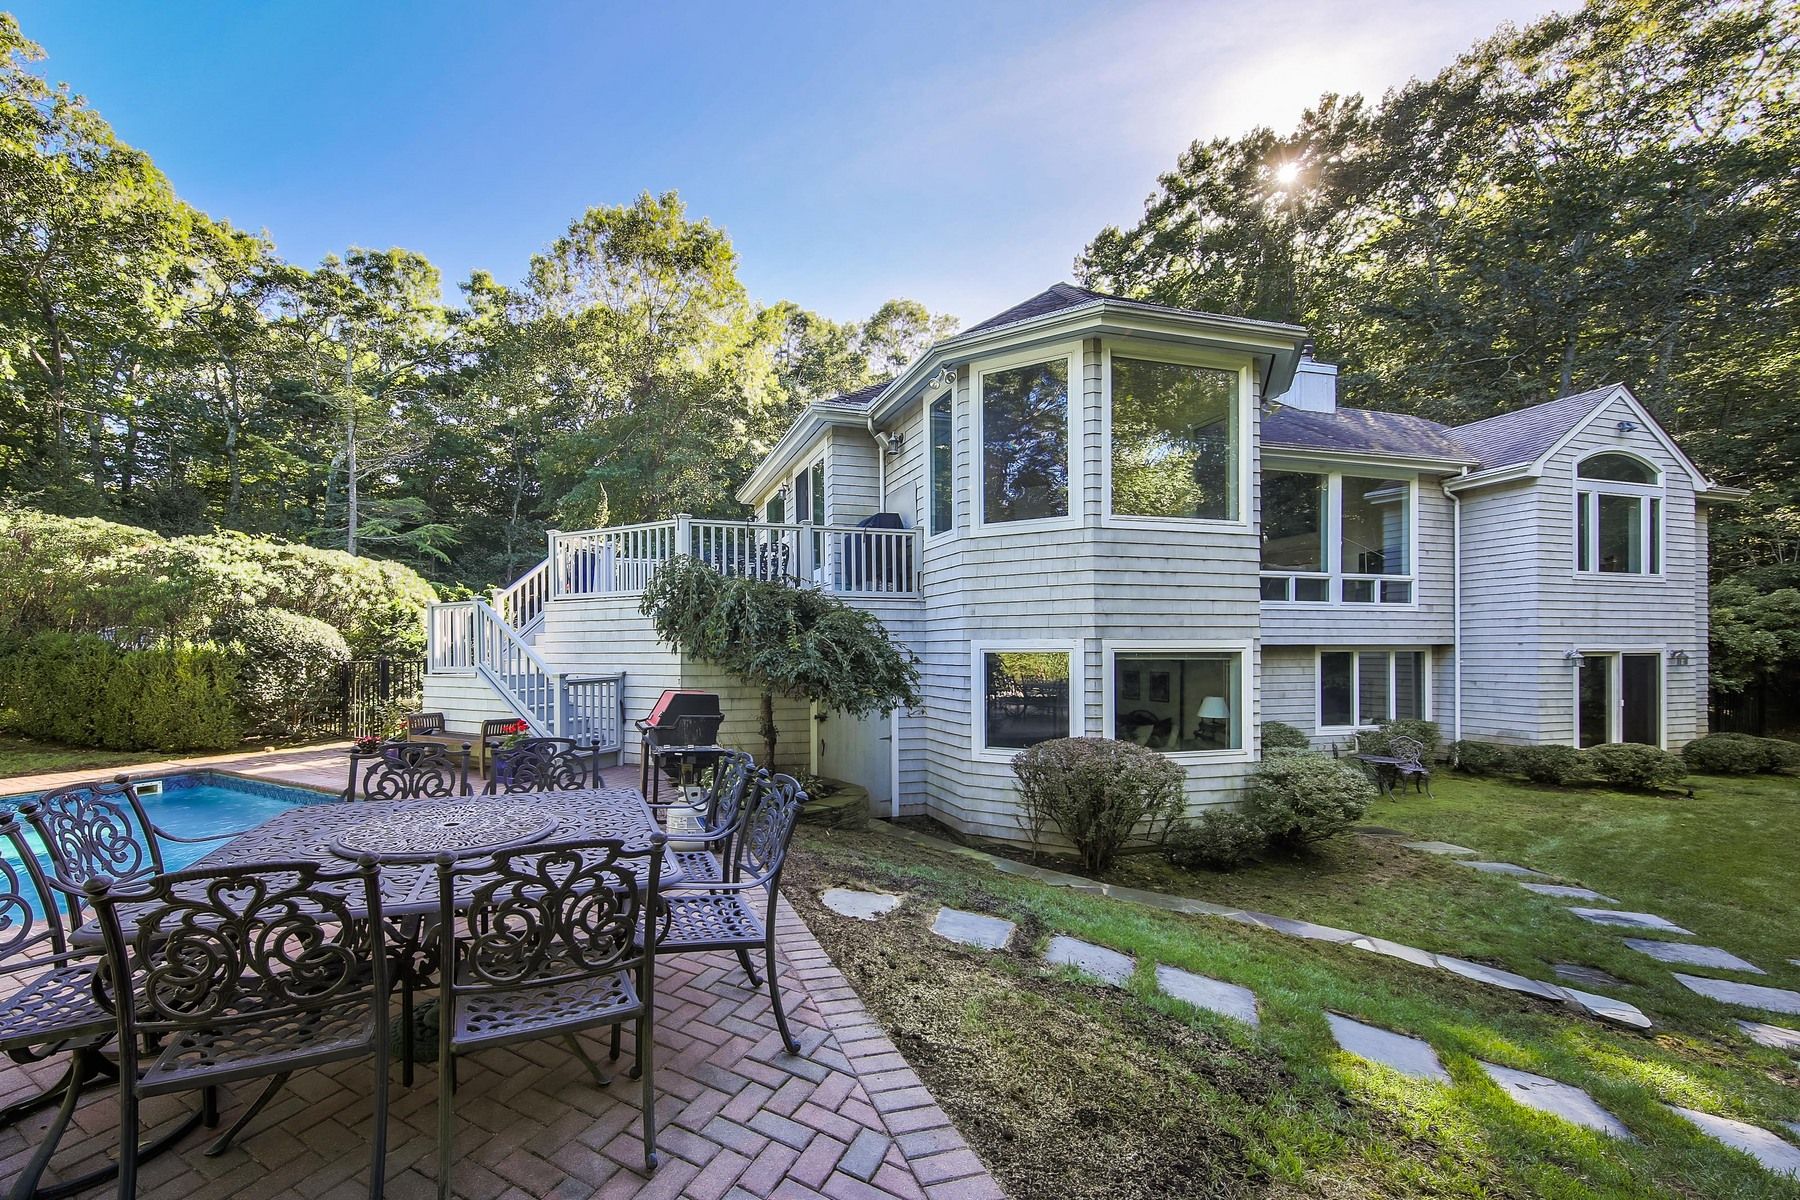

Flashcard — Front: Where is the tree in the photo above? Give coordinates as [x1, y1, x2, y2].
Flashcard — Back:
[639, 557, 920, 766]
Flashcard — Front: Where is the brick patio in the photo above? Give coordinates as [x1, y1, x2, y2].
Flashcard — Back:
[0, 750, 1005, 1200]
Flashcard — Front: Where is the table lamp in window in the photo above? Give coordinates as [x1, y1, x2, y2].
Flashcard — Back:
[1195, 696, 1230, 747]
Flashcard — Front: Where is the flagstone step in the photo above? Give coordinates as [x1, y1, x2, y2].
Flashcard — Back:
[1623, 939, 1762, 974]
[821, 887, 902, 921]
[1674, 974, 1800, 1014]
[1480, 1063, 1632, 1139]
[1326, 1014, 1449, 1082]
[929, 906, 1015, 951]
[1154, 965, 1260, 1027]
[1666, 1106, 1800, 1179]
[1044, 935, 1134, 986]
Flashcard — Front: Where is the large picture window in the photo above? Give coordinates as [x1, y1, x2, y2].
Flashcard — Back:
[980, 358, 1069, 525]
[1109, 357, 1239, 521]
[1319, 650, 1427, 728]
[1575, 453, 1661, 575]
[1112, 651, 1243, 752]
[1262, 471, 1414, 604]
[981, 649, 1073, 750]
[928, 392, 953, 536]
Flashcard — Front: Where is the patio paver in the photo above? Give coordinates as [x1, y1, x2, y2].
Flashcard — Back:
[0, 897, 1002, 1200]
[1622, 939, 1763, 974]
[1479, 1064, 1632, 1139]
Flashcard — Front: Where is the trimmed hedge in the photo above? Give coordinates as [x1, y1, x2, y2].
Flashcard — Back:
[0, 632, 242, 751]
[1247, 752, 1376, 851]
[1262, 721, 1313, 752]
[1682, 732, 1800, 774]
[1584, 742, 1687, 789]
[1511, 744, 1587, 786]
[1359, 718, 1443, 760]
[1165, 809, 1266, 871]
[225, 609, 350, 738]
[1450, 739, 1516, 774]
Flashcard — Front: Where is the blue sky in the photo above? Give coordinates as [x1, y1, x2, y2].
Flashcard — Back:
[12, 1, 1557, 326]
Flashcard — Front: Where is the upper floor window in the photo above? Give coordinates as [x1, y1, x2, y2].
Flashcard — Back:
[1262, 470, 1414, 604]
[979, 357, 1070, 526]
[928, 391, 953, 536]
[1109, 357, 1240, 521]
[1575, 453, 1661, 575]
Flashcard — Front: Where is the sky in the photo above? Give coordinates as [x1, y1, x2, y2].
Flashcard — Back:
[10, 0, 1561, 327]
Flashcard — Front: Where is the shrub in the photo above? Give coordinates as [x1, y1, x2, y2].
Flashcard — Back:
[1164, 809, 1266, 871]
[1583, 742, 1687, 790]
[1511, 743, 1587, 786]
[1760, 737, 1800, 772]
[1357, 719, 1443, 759]
[1450, 739, 1516, 774]
[0, 631, 242, 751]
[1262, 721, 1312, 752]
[1246, 752, 1375, 852]
[224, 609, 351, 737]
[1682, 732, 1770, 774]
[1012, 737, 1185, 872]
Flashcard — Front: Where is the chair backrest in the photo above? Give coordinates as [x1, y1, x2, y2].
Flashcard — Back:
[486, 738, 602, 794]
[1388, 735, 1425, 767]
[18, 777, 165, 914]
[407, 712, 447, 735]
[0, 808, 74, 978]
[437, 836, 665, 1007]
[727, 772, 808, 888]
[346, 741, 471, 801]
[88, 858, 387, 1060]
[700, 751, 757, 836]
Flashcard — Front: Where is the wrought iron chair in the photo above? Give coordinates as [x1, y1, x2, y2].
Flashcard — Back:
[344, 740, 472, 801]
[434, 836, 668, 1190]
[19, 776, 245, 925]
[484, 737, 604, 794]
[641, 772, 808, 1054]
[86, 857, 392, 1199]
[645, 749, 755, 885]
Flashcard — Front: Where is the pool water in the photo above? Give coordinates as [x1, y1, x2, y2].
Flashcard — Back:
[2, 771, 333, 909]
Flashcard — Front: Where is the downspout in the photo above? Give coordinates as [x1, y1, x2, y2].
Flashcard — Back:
[1444, 470, 1468, 750]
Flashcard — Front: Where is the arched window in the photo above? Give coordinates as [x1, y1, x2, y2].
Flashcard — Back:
[1577, 452, 1659, 484]
[1575, 453, 1662, 575]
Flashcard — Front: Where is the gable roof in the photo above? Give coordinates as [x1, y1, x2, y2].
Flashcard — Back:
[1263, 406, 1475, 466]
[818, 380, 889, 410]
[1445, 386, 1617, 471]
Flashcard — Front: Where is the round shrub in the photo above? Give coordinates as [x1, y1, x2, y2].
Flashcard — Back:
[1583, 742, 1687, 790]
[1165, 809, 1266, 872]
[1246, 752, 1375, 852]
[1682, 732, 1770, 774]
[1760, 737, 1800, 772]
[1012, 737, 1185, 872]
[1262, 721, 1312, 752]
[1511, 744, 1587, 786]
[224, 609, 350, 738]
[1450, 739, 1515, 774]
[1363, 718, 1443, 760]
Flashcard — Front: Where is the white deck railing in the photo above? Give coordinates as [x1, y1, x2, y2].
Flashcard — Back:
[493, 557, 552, 633]
[549, 516, 918, 600]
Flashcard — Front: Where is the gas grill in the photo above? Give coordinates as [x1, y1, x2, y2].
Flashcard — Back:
[636, 689, 728, 804]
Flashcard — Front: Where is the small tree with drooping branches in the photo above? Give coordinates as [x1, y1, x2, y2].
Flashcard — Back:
[639, 557, 921, 767]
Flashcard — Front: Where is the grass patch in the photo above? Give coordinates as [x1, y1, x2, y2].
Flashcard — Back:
[789, 774, 1800, 1198]
[0, 736, 177, 782]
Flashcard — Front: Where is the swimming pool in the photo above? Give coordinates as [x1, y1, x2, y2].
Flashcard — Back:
[3, 770, 336, 890]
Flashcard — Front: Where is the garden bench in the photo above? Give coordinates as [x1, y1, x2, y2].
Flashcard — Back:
[404, 711, 521, 774]
[1353, 733, 1433, 797]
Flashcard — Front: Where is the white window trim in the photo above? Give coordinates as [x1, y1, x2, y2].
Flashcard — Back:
[970, 638, 1084, 761]
[1261, 469, 1420, 609]
[1314, 647, 1434, 733]
[923, 384, 956, 543]
[1099, 341, 1254, 531]
[1568, 645, 1668, 749]
[1572, 453, 1665, 580]
[1101, 640, 1255, 765]
[969, 342, 1084, 536]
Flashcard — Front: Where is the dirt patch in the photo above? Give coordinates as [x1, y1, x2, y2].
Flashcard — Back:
[786, 834, 1298, 1200]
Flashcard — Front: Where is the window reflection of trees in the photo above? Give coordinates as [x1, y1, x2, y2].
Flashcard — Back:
[982, 361, 1069, 523]
[1111, 358, 1237, 520]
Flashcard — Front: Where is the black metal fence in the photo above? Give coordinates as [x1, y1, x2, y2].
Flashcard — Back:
[1710, 671, 1800, 740]
[340, 657, 424, 739]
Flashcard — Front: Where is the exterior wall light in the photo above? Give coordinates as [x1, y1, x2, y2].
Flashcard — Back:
[1563, 648, 1586, 663]
[1670, 649, 1690, 666]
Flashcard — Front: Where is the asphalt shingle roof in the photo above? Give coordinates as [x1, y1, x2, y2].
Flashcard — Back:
[819, 380, 891, 410]
[964, 282, 1106, 333]
[1263, 406, 1475, 463]
[1445, 386, 1617, 470]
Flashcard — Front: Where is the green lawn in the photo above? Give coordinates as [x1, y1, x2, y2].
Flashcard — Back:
[787, 771, 1800, 1200]
[0, 736, 179, 784]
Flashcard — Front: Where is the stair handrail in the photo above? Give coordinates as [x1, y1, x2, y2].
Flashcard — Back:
[492, 557, 552, 633]
[469, 598, 560, 734]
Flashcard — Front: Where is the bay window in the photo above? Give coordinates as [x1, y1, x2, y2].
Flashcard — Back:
[1575, 453, 1661, 575]
[979, 647, 1074, 750]
[1111, 650, 1243, 753]
[979, 357, 1071, 526]
[1319, 650, 1427, 729]
[1109, 356, 1240, 521]
[1262, 471, 1414, 604]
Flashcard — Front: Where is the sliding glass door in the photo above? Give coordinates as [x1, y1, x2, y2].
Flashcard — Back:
[1575, 652, 1662, 747]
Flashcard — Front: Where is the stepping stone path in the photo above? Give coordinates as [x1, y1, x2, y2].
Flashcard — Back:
[1403, 840, 1479, 856]
[821, 888, 901, 921]
[1349, 935, 1439, 970]
[930, 906, 1015, 950]
[1558, 987, 1652, 1030]
[1567, 907, 1693, 934]
[1155, 965, 1260, 1026]
[1738, 1020, 1800, 1051]
[1326, 1014, 1450, 1082]
[1044, 935, 1134, 987]
[1480, 1063, 1632, 1138]
[1667, 1106, 1800, 1180]
[1521, 883, 1617, 903]
[1554, 963, 1629, 989]
[1436, 955, 1569, 1002]
[1674, 974, 1800, 1015]
[1457, 861, 1549, 877]
[1623, 938, 1763, 974]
